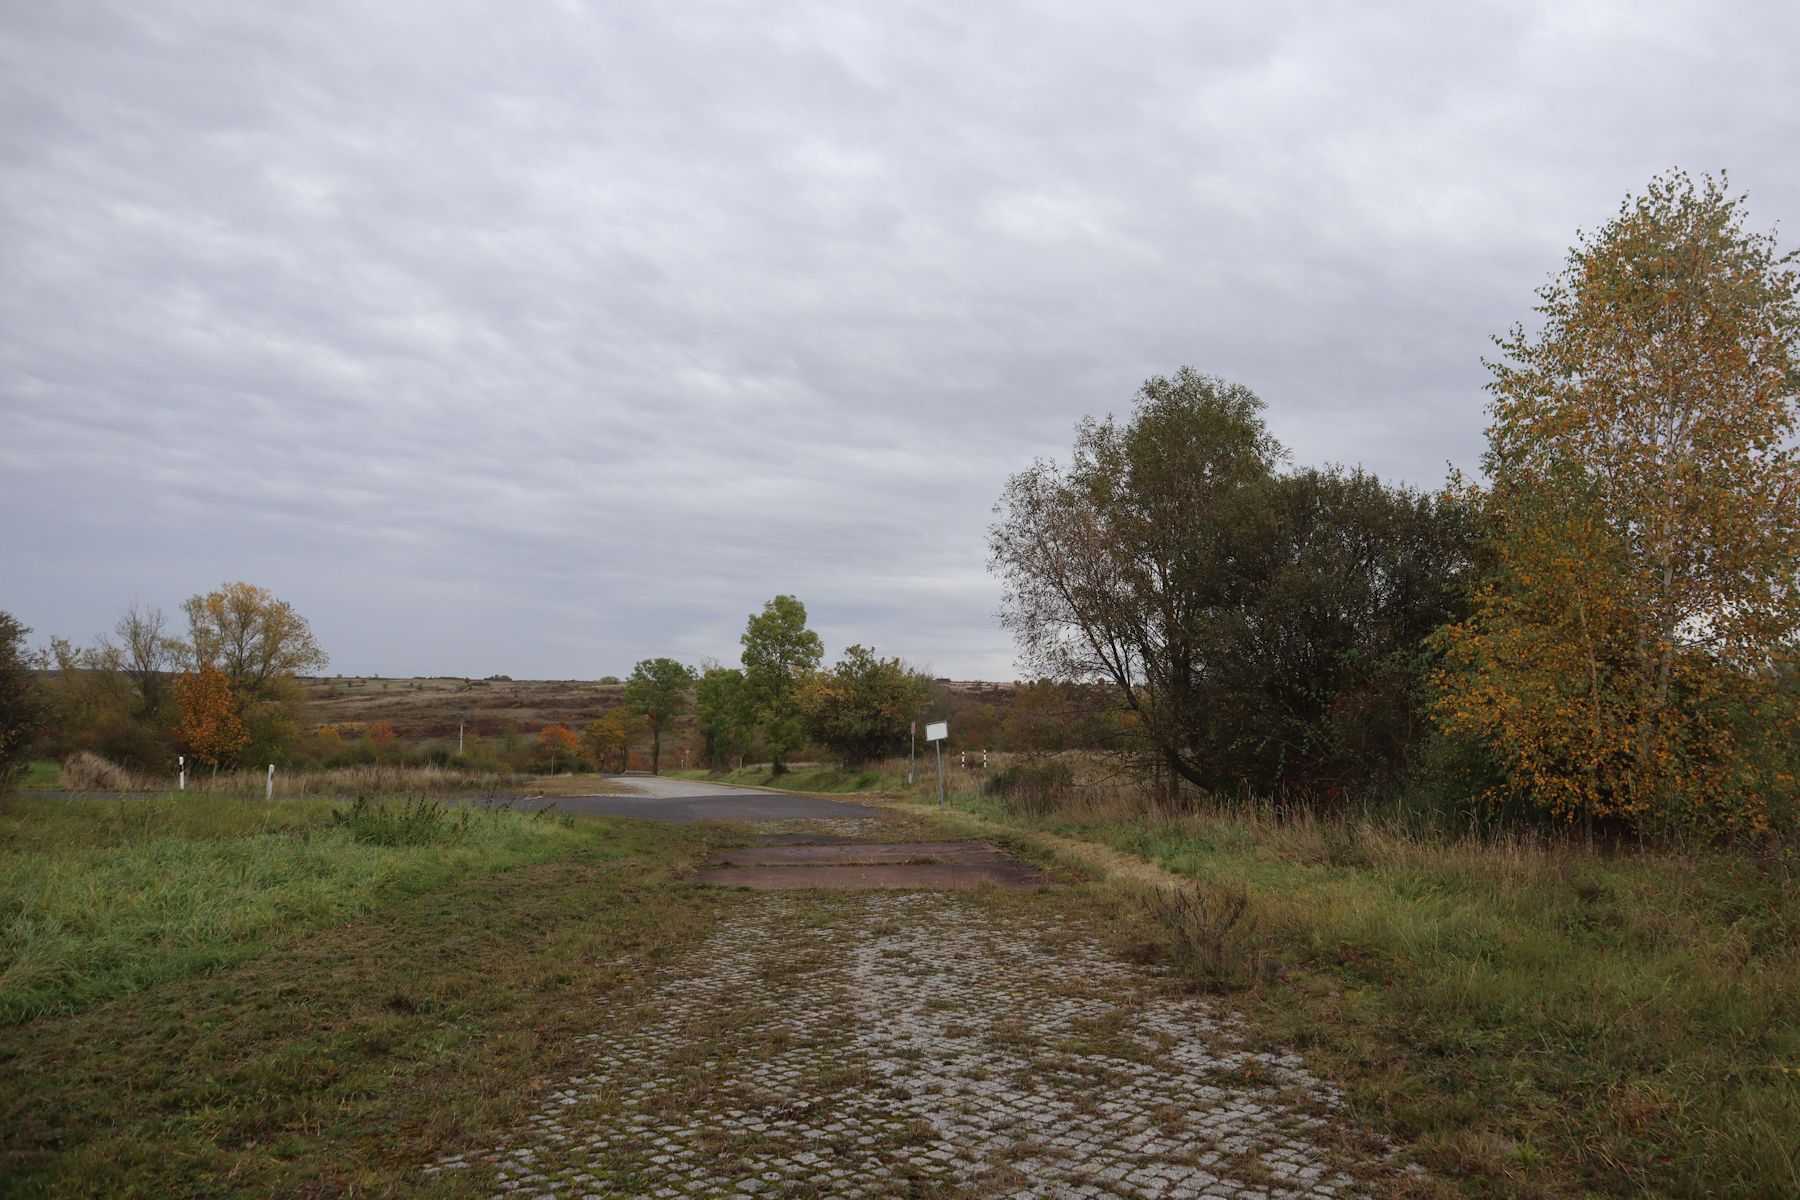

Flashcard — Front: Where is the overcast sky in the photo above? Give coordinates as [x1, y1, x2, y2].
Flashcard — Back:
[4, 1, 1796, 680]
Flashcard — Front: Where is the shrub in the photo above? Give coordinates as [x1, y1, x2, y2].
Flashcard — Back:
[329, 796, 471, 847]
[984, 757, 1076, 815]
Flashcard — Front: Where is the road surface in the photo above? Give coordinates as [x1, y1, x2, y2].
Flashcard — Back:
[542, 774, 884, 823]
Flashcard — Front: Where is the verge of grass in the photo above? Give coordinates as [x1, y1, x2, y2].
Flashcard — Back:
[16, 761, 60, 791]
[1, 817, 726, 1198]
[0, 792, 592, 1023]
[897, 788, 1800, 1200]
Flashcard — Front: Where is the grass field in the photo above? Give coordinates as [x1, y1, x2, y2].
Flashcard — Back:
[682, 763, 1800, 1199]
[0, 792, 601, 1024]
[0, 791, 726, 1197]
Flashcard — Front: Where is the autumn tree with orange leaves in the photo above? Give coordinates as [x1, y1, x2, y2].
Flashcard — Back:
[175, 663, 249, 770]
[538, 723, 581, 772]
[1434, 171, 1800, 834]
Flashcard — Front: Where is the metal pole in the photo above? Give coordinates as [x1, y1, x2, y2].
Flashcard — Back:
[935, 740, 944, 806]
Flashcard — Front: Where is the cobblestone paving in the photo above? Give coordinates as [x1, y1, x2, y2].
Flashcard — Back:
[431, 889, 1401, 1199]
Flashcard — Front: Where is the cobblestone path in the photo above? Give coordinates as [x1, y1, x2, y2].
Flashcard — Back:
[431, 887, 1404, 1199]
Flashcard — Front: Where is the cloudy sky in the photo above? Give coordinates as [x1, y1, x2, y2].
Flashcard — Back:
[4, 1, 1796, 680]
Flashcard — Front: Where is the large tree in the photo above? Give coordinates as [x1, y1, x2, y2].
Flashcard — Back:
[0, 613, 47, 795]
[694, 665, 756, 769]
[1434, 171, 1800, 832]
[183, 582, 327, 760]
[798, 645, 929, 766]
[740, 595, 823, 772]
[991, 368, 1472, 799]
[621, 657, 695, 775]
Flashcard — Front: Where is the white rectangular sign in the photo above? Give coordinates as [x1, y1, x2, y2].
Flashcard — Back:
[925, 721, 948, 742]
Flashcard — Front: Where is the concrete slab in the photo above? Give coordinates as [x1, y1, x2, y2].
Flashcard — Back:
[691, 862, 1053, 890]
[714, 841, 1017, 866]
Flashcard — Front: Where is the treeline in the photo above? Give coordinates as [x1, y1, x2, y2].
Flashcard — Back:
[992, 170, 1800, 840]
[2, 583, 326, 781]
[610, 595, 934, 775]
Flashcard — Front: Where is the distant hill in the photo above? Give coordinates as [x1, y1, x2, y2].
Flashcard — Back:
[298, 675, 1020, 739]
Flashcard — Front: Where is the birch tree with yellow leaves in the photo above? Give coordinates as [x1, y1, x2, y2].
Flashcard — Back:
[1435, 171, 1800, 833]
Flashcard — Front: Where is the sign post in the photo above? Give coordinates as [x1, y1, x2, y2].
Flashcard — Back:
[925, 721, 948, 806]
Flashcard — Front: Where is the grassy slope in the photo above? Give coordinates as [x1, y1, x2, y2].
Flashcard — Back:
[1, 798, 725, 1198]
[686, 767, 1800, 1199]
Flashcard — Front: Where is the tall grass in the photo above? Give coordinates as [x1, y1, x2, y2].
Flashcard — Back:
[0, 792, 592, 1024]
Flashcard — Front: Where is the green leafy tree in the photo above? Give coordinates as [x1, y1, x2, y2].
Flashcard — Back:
[740, 595, 824, 773]
[991, 369, 1472, 799]
[694, 665, 756, 769]
[0, 613, 48, 795]
[799, 645, 929, 765]
[622, 657, 696, 775]
[1434, 170, 1800, 833]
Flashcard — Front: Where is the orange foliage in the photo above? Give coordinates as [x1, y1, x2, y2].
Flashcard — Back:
[175, 664, 249, 768]
[1435, 172, 1800, 834]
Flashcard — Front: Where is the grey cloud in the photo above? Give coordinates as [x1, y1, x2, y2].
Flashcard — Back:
[4, 0, 1797, 679]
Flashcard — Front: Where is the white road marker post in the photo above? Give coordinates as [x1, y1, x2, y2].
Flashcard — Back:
[266, 763, 274, 801]
[178, 755, 185, 792]
[926, 721, 948, 807]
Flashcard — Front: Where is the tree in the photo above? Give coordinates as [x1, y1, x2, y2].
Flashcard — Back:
[740, 595, 824, 772]
[1434, 170, 1800, 832]
[0, 613, 47, 795]
[583, 710, 633, 774]
[367, 721, 398, 753]
[539, 723, 580, 773]
[694, 665, 756, 769]
[621, 657, 695, 775]
[175, 664, 249, 770]
[96, 603, 184, 720]
[799, 646, 930, 765]
[183, 583, 326, 759]
[991, 369, 1472, 799]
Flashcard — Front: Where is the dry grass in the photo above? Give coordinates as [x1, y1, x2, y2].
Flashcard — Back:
[56, 751, 140, 792]
[189, 763, 533, 796]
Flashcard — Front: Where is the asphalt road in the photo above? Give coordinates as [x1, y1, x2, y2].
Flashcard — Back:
[541, 775, 883, 823]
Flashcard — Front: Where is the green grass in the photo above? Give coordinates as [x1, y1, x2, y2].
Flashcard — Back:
[0, 792, 593, 1024]
[15, 761, 59, 790]
[937, 787, 1800, 1199]
[0, 796, 727, 1197]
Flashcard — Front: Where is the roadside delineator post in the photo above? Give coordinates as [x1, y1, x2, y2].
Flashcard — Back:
[178, 755, 185, 792]
[266, 763, 274, 801]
